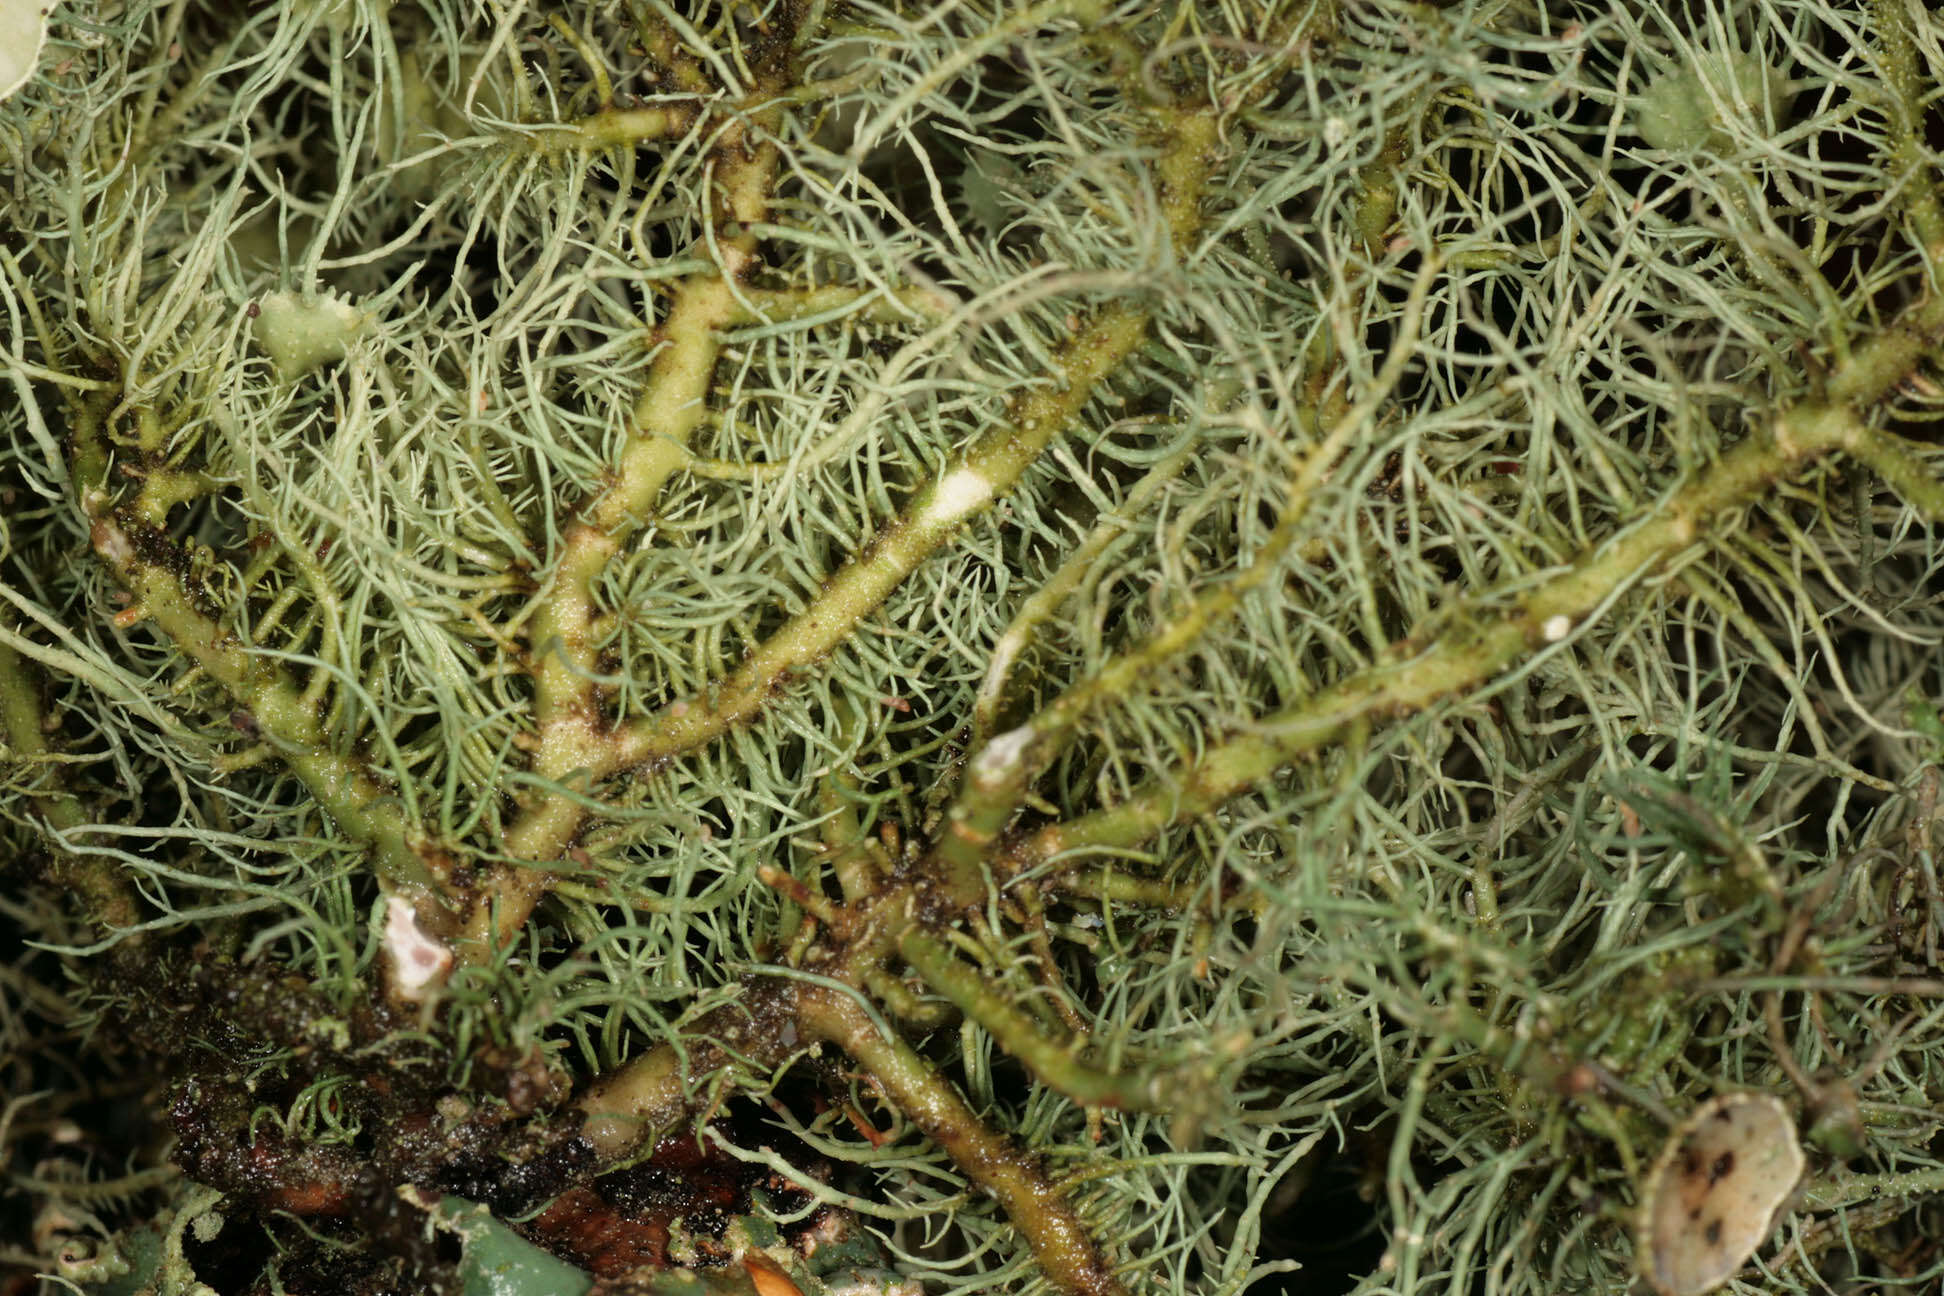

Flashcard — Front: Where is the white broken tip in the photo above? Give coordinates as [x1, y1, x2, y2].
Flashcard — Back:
[383, 895, 452, 1000]
[972, 724, 1033, 782]
[91, 518, 135, 568]
[928, 468, 995, 526]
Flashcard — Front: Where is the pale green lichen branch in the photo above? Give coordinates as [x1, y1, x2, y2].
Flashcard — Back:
[895, 930, 1187, 1114]
[0, 634, 138, 937]
[605, 110, 1223, 776]
[606, 301, 1153, 772]
[797, 981, 1129, 1296]
[932, 254, 1442, 902]
[1840, 425, 1944, 521]
[1868, 0, 1944, 256]
[1019, 394, 1889, 871]
[66, 395, 459, 914]
[969, 438, 1196, 748]
[478, 111, 786, 950]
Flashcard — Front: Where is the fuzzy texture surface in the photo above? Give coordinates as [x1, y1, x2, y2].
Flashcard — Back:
[2, 3, 1944, 1296]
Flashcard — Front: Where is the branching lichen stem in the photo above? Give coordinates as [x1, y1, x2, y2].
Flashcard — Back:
[551, 102, 700, 151]
[797, 981, 1128, 1296]
[607, 111, 1222, 779]
[0, 636, 138, 936]
[577, 982, 802, 1157]
[1869, 0, 1944, 255]
[1841, 426, 1944, 521]
[607, 301, 1153, 773]
[481, 113, 784, 950]
[1017, 400, 1875, 869]
[933, 253, 1439, 903]
[897, 930, 1172, 1112]
[67, 396, 455, 913]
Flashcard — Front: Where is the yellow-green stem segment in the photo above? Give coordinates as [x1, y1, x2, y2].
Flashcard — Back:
[798, 982, 1128, 1296]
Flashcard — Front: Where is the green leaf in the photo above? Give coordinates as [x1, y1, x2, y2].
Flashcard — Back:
[427, 1196, 595, 1296]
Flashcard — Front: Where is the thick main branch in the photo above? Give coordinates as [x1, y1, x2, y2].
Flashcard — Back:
[68, 395, 456, 916]
[607, 111, 1222, 772]
[479, 116, 783, 948]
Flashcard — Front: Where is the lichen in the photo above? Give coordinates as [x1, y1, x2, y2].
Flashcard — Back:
[3, 4, 1944, 1296]
[248, 290, 369, 382]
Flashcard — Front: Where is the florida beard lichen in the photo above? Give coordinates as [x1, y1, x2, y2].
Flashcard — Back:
[3, 3, 1944, 1296]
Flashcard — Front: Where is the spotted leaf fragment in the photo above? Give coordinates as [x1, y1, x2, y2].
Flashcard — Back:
[0, 0, 50, 102]
[1637, 1093, 1805, 1296]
